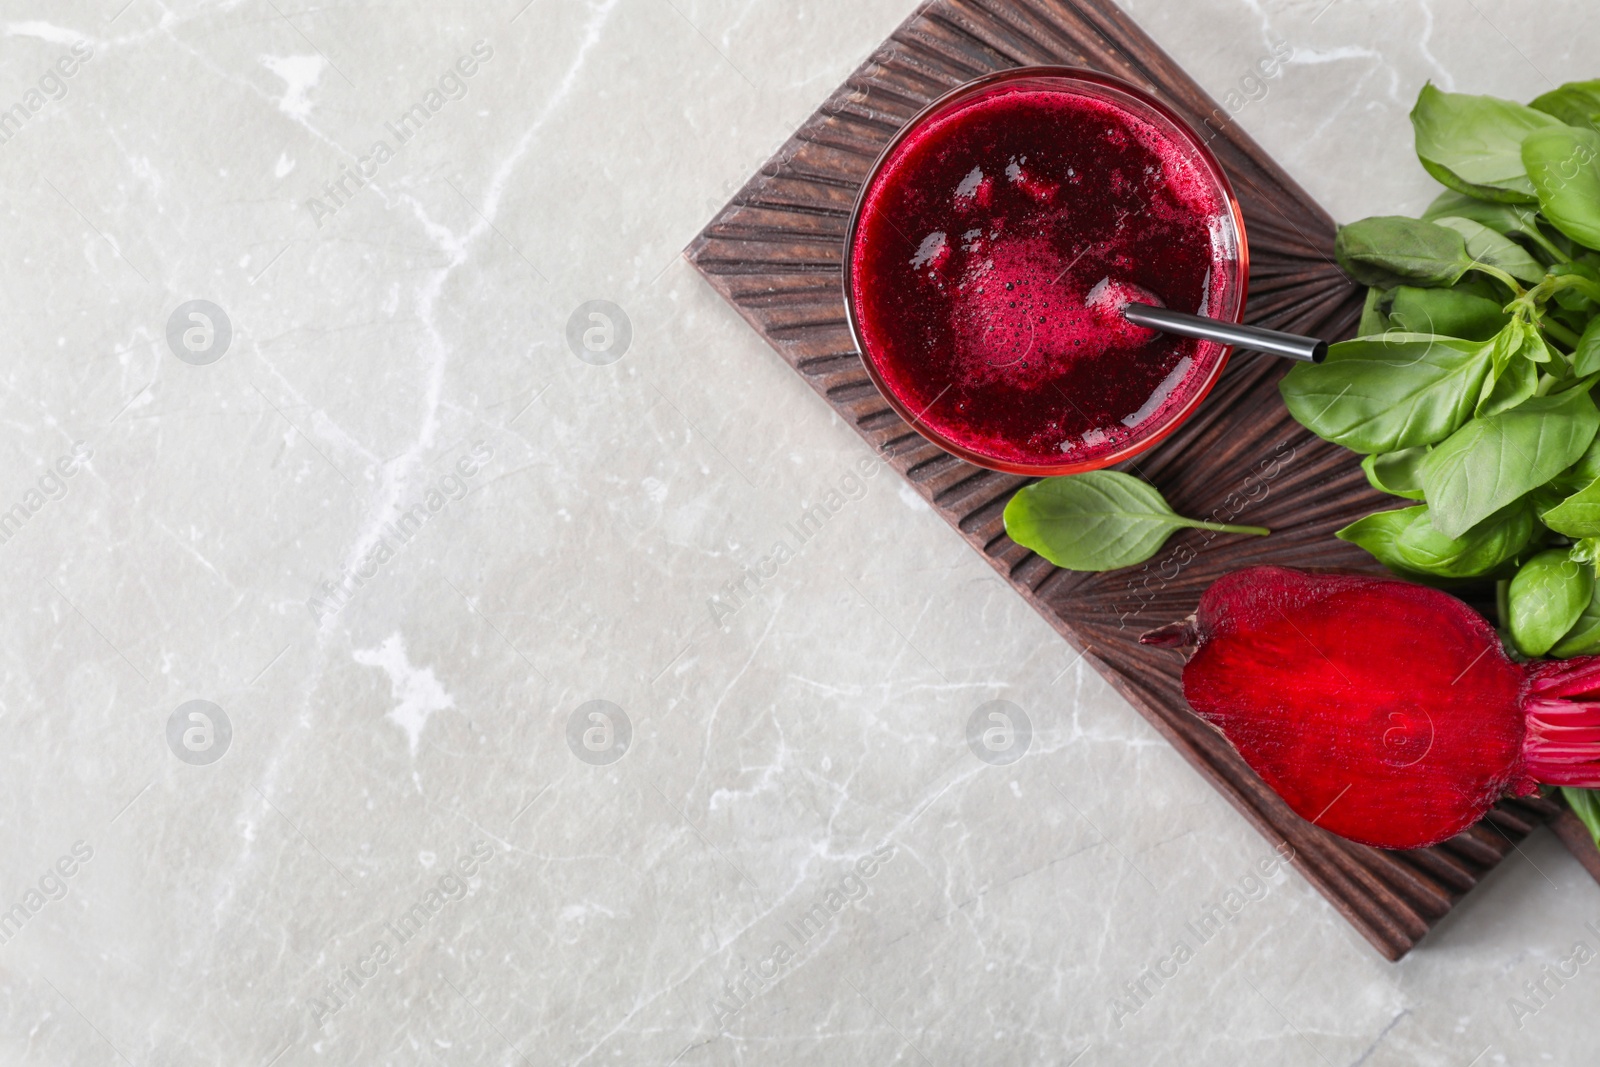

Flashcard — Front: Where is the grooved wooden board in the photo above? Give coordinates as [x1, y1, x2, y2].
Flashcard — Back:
[684, 0, 1567, 960]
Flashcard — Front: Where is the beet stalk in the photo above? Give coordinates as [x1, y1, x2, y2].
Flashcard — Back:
[1141, 565, 1600, 849]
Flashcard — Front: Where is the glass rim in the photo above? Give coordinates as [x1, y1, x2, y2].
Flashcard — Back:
[840, 65, 1251, 477]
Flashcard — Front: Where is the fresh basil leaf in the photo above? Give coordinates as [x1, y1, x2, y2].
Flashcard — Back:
[1431, 215, 1547, 282]
[1520, 327, 1553, 364]
[1387, 285, 1510, 341]
[1411, 83, 1564, 203]
[1002, 471, 1267, 572]
[1486, 318, 1526, 373]
[1454, 274, 1515, 302]
[1279, 334, 1491, 454]
[1358, 286, 1390, 336]
[1574, 315, 1600, 377]
[1551, 259, 1600, 282]
[1398, 500, 1537, 578]
[1336, 500, 1535, 578]
[1334, 216, 1473, 288]
[1361, 447, 1429, 500]
[1531, 482, 1572, 517]
[1476, 348, 1539, 417]
[1523, 125, 1600, 250]
[1561, 788, 1600, 849]
[1509, 548, 1594, 656]
[1542, 474, 1600, 537]
[1422, 188, 1546, 242]
[1503, 317, 1547, 369]
[1475, 320, 1546, 416]
[1421, 384, 1600, 537]
[1531, 80, 1600, 134]
[1552, 571, 1600, 657]
[1561, 435, 1600, 490]
[1333, 508, 1423, 574]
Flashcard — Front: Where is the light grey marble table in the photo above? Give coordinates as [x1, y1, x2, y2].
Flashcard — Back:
[1, 1, 1597, 1064]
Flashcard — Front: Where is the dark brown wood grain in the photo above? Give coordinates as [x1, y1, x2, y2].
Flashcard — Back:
[684, 0, 1568, 959]
[1550, 810, 1600, 885]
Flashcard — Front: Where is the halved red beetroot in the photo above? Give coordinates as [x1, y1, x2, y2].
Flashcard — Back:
[1141, 566, 1600, 849]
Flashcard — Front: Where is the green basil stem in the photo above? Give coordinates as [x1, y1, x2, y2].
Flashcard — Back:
[1475, 262, 1526, 296]
[1545, 273, 1600, 305]
[1186, 520, 1271, 536]
[1542, 317, 1582, 349]
[1513, 273, 1600, 313]
[1499, 274, 1599, 350]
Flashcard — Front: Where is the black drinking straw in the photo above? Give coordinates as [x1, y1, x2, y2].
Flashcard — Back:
[1122, 303, 1327, 363]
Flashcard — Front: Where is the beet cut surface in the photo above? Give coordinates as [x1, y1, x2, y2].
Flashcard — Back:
[1142, 566, 1600, 849]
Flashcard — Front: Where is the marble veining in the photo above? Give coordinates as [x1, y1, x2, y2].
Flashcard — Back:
[1, 0, 1598, 1064]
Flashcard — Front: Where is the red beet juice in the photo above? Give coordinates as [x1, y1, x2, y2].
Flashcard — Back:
[846, 70, 1244, 473]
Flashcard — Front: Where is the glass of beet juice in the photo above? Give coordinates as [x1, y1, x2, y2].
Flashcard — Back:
[844, 68, 1247, 475]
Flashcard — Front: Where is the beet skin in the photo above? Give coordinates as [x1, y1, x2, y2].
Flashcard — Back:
[1141, 566, 1600, 850]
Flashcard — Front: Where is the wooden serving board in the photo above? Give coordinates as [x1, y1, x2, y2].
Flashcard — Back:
[684, 0, 1571, 960]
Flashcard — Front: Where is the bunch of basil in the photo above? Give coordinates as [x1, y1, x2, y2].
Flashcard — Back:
[1281, 80, 1600, 842]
